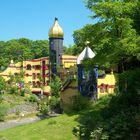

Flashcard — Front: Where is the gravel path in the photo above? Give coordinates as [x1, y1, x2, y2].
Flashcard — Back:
[0, 116, 44, 131]
[0, 113, 60, 131]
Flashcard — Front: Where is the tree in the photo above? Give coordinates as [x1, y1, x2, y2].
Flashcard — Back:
[0, 38, 50, 70]
[63, 45, 78, 55]
[73, 0, 140, 70]
[0, 76, 6, 93]
[31, 40, 49, 59]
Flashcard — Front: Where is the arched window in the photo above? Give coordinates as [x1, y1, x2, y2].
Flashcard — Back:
[36, 81, 41, 87]
[100, 83, 104, 93]
[26, 64, 31, 70]
[32, 81, 36, 87]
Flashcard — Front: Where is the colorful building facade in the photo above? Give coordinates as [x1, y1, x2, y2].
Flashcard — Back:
[0, 55, 77, 95]
[0, 18, 116, 98]
[0, 18, 77, 95]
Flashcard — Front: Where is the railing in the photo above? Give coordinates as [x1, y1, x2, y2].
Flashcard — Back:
[60, 75, 74, 91]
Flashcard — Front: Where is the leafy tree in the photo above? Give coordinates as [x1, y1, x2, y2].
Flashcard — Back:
[31, 40, 49, 58]
[0, 76, 6, 93]
[63, 45, 78, 55]
[73, 0, 140, 70]
[0, 38, 49, 69]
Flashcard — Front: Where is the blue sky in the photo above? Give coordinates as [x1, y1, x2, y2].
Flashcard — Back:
[0, 0, 93, 46]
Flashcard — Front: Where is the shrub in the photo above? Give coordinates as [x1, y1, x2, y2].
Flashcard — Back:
[0, 95, 3, 103]
[28, 95, 38, 102]
[8, 86, 19, 94]
[20, 89, 25, 96]
[49, 96, 60, 110]
[0, 76, 6, 92]
[49, 76, 61, 97]
[0, 104, 8, 121]
[70, 94, 92, 112]
[38, 97, 50, 115]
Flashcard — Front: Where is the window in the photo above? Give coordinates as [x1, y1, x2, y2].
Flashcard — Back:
[26, 64, 31, 70]
[32, 73, 36, 79]
[37, 73, 41, 78]
[32, 81, 36, 87]
[36, 81, 41, 87]
[35, 65, 41, 70]
[100, 83, 104, 93]
[28, 81, 32, 85]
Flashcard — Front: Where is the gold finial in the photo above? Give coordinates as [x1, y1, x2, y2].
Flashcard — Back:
[85, 41, 90, 46]
[49, 18, 64, 38]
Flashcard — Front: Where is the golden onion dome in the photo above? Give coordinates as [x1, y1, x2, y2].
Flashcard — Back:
[49, 18, 64, 38]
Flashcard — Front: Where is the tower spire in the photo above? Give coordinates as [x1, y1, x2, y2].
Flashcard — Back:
[49, 18, 64, 75]
[48, 17, 64, 38]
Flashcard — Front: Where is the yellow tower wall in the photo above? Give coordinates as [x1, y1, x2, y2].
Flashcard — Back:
[97, 73, 116, 98]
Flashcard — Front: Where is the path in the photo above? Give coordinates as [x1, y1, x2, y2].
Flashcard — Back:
[0, 113, 60, 131]
[0, 116, 42, 131]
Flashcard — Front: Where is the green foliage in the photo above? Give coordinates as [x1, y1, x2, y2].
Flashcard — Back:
[0, 104, 8, 121]
[0, 38, 49, 69]
[38, 97, 50, 115]
[49, 76, 62, 97]
[27, 95, 38, 102]
[49, 96, 60, 110]
[8, 86, 19, 95]
[31, 40, 49, 59]
[90, 127, 109, 140]
[73, 0, 140, 69]
[0, 95, 3, 103]
[70, 94, 92, 112]
[73, 70, 140, 140]
[20, 89, 25, 96]
[63, 45, 78, 55]
[118, 68, 140, 93]
[0, 76, 6, 92]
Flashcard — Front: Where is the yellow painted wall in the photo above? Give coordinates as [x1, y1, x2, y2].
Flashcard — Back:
[0, 55, 77, 95]
[97, 73, 116, 98]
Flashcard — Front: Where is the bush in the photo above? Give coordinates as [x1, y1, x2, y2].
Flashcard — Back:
[8, 86, 19, 94]
[28, 95, 38, 102]
[20, 89, 25, 96]
[0, 104, 8, 121]
[49, 76, 61, 97]
[0, 95, 3, 103]
[49, 96, 60, 110]
[118, 68, 140, 93]
[0, 76, 6, 92]
[70, 94, 92, 112]
[38, 97, 50, 115]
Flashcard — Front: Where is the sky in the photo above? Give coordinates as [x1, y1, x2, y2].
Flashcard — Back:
[0, 0, 94, 46]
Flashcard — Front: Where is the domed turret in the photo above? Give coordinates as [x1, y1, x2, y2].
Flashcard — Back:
[49, 18, 64, 75]
[49, 18, 64, 38]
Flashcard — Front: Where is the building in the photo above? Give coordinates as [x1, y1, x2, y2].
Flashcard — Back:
[0, 18, 116, 98]
[77, 43, 116, 99]
[0, 18, 77, 95]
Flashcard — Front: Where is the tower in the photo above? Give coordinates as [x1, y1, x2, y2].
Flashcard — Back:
[48, 18, 64, 75]
[77, 42, 98, 99]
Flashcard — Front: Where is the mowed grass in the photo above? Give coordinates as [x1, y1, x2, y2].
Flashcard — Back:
[0, 114, 79, 140]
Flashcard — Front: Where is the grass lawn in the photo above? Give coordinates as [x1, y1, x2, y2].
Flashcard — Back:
[0, 114, 79, 140]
